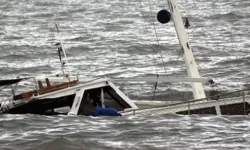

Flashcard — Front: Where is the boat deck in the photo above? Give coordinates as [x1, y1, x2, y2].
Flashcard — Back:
[124, 89, 250, 116]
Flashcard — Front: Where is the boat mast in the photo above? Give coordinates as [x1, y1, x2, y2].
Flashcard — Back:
[167, 0, 206, 99]
[55, 23, 72, 80]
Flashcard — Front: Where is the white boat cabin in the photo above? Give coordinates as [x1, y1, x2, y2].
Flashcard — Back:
[0, 77, 138, 115]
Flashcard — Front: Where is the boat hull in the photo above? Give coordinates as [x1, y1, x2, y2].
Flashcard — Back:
[122, 95, 250, 116]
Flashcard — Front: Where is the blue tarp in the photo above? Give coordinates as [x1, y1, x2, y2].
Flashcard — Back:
[92, 108, 122, 117]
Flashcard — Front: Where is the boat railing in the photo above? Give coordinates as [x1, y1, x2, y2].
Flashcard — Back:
[180, 88, 246, 106]
[12, 78, 78, 100]
[123, 88, 250, 114]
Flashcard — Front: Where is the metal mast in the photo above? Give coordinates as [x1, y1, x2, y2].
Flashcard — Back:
[167, 0, 206, 99]
[55, 23, 72, 80]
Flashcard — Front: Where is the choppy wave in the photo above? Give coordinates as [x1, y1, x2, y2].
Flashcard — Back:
[205, 12, 246, 20]
[0, 0, 248, 95]
[0, 0, 250, 149]
[1, 115, 250, 150]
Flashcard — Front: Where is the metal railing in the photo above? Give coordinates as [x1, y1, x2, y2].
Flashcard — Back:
[124, 88, 250, 115]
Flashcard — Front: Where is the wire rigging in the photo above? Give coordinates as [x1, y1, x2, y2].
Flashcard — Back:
[138, 0, 159, 74]
[137, 0, 183, 99]
[146, 0, 168, 76]
[137, 0, 161, 100]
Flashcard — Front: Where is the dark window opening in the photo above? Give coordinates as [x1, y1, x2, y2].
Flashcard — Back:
[78, 86, 131, 115]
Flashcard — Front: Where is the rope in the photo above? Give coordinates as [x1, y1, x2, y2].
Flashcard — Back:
[137, 0, 159, 75]
[146, 0, 168, 76]
[137, 0, 181, 99]
[152, 74, 159, 100]
[137, 0, 162, 99]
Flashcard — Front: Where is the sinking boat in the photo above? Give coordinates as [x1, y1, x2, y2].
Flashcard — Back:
[0, 76, 138, 115]
[0, 0, 249, 116]
[0, 42, 138, 116]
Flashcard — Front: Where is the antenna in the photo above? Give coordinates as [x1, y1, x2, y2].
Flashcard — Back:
[55, 23, 72, 80]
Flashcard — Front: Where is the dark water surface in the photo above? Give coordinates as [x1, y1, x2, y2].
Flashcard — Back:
[0, 0, 250, 149]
